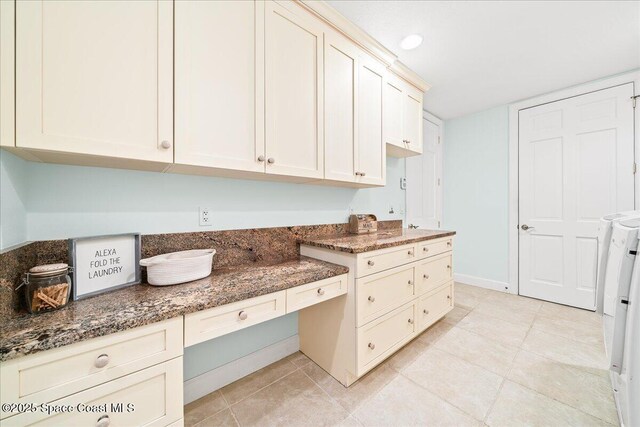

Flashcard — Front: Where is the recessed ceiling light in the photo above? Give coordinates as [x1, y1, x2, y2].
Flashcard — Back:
[400, 34, 423, 50]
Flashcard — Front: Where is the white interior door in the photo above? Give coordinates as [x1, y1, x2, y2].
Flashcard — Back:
[518, 83, 635, 309]
[406, 114, 442, 229]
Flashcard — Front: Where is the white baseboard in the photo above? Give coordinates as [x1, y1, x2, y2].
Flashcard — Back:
[183, 335, 300, 404]
[454, 273, 513, 294]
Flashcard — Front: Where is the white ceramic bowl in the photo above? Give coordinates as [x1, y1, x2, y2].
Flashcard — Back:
[140, 249, 216, 286]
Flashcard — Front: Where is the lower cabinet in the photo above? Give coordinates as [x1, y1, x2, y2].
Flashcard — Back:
[300, 236, 454, 386]
[357, 302, 415, 375]
[3, 358, 183, 427]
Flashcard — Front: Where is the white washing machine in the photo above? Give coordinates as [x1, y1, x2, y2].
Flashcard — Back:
[596, 211, 639, 315]
[619, 260, 640, 427]
[601, 217, 640, 427]
[603, 217, 639, 370]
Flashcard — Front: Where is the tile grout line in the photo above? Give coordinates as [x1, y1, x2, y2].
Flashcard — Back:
[297, 365, 359, 424]
[217, 390, 241, 427]
[223, 360, 301, 411]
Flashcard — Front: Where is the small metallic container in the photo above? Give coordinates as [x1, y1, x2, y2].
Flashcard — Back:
[19, 263, 72, 314]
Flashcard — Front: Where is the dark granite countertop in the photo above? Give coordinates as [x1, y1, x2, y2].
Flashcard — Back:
[299, 229, 456, 254]
[0, 257, 348, 362]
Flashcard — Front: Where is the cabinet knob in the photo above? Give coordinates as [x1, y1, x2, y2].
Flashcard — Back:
[238, 310, 248, 320]
[447, 241, 452, 247]
[447, 295, 451, 299]
[423, 274, 429, 279]
[96, 415, 110, 427]
[257, 155, 265, 162]
[447, 265, 451, 269]
[406, 140, 411, 144]
[267, 158, 275, 164]
[160, 140, 171, 149]
[368, 342, 375, 350]
[423, 309, 429, 315]
[94, 354, 110, 369]
[408, 318, 414, 324]
[408, 250, 414, 256]
[360, 172, 366, 177]
[368, 296, 375, 303]
[407, 280, 412, 285]
[367, 260, 375, 266]
[423, 247, 429, 252]
[317, 288, 325, 296]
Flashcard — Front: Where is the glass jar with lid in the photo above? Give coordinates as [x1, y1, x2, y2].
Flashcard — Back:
[19, 263, 72, 314]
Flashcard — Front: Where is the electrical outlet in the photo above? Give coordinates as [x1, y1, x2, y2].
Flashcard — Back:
[199, 207, 212, 226]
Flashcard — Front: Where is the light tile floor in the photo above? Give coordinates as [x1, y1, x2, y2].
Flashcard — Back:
[185, 283, 617, 427]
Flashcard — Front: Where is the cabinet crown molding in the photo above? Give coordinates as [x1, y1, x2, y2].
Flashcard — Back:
[296, 0, 431, 92]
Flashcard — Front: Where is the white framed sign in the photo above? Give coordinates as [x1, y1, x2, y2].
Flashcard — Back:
[69, 233, 141, 300]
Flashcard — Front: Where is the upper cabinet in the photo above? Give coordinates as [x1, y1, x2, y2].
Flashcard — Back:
[15, 0, 173, 167]
[264, 1, 324, 180]
[6, 0, 427, 186]
[385, 73, 424, 157]
[356, 54, 386, 186]
[324, 32, 359, 183]
[174, 0, 264, 174]
[0, 0, 15, 148]
[323, 31, 385, 187]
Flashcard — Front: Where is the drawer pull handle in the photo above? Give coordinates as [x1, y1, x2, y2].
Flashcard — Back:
[423, 274, 429, 279]
[96, 414, 110, 427]
[368, 260, 375, 266]
[423, 247, 429, 252]
[238, 310, 248, 320]
[423, 309, 429, 315]
[368, 342, 376, 350]
[408, 318, 414, 324]
[94, 354, 110, 369]
[368, 296, 376, 302]
[317, 288, 325, 296]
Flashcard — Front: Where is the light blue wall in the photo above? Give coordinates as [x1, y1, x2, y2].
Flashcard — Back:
[24, 157, 405, 241]
[443, 106, 509, 284]
[0, 149, 405, 378]
[0, 150, 28, 250]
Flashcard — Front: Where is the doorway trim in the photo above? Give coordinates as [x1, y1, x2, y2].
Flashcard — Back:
[507, 70, 640, 296]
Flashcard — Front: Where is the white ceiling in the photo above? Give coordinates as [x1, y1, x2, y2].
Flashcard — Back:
[327, 1, 640, 119]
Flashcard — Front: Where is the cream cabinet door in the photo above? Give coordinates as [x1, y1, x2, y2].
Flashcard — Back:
[265, 1, 324, 179]
[175, 0, 264, 173]
[356, 54, 385, 186]
[383, 74, 404, 148]
[0, 0, 14, 147]
[324, 32, 358, 183]
[15, 0, 173, 163]
[403, 86, 423, 154]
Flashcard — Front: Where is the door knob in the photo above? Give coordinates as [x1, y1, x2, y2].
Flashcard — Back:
[520, 224, 535, 231]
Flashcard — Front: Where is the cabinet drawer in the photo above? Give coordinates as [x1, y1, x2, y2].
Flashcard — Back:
[416, 252, 453, 295]
[357, 302, 415, 374]
[0, 317, 183, 416]
[185, 291, 286, 347]
[356, 265, 414, 326]
[417, 237, 453, 259]
[286, 274, 347, 313]
[357, 244, 417, 277]
[417, 282, 453, 332]
[4, 357, 183, 427]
